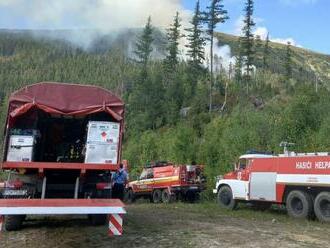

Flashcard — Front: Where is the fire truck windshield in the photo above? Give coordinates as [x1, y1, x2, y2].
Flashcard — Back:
[239, 159, 247, 170]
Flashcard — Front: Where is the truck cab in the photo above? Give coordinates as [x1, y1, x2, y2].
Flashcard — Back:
[213, 153, 275, 209]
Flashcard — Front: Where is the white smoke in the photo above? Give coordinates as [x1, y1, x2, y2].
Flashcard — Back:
[212, 43, 236, 74]
[0, 0, 192, 49]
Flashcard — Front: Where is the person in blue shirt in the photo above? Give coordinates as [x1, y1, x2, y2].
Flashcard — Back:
[112, 163, 128, 200]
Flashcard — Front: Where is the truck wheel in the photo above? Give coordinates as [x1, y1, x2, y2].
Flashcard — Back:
[314, 192, 330, 222]
[152, 189, 162, 203]
[217, 186, 237, 210]
[186, 191, 198, 203]
[126, 189, 136, 204]
[161, 189, 173, 204]
[88, 214, 107, 226]
[286, 190, 313, 219]
[5, 215, 24, 231]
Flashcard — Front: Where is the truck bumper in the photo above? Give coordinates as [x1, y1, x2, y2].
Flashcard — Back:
[212, 189, 218, 194]
[0, 198, 126, 236]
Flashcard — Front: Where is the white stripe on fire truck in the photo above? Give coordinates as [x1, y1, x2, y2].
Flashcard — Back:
[277, 174, 330, 185]
[134, 176, 180, 185]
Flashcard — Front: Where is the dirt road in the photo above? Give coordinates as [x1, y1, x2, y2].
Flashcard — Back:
[1, 202, 329, 248]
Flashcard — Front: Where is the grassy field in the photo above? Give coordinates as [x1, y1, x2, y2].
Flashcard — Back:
[1, 201, 330, 248]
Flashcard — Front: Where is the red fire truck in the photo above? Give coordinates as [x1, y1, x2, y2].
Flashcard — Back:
[0, 82, 126, 234]
[213, 146, 330, 222]
[126, 162, 206, 203]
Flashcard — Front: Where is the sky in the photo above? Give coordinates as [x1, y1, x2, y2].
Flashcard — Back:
[183, 0, 330, 54]
[0, 0, 329, 54]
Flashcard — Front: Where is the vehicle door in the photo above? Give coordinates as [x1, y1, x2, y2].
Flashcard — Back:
[231, 158, 251, 200]
[135, 168, 154, 193]
[236, 158, 251, 181]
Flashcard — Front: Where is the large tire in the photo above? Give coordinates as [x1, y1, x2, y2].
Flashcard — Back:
[161, 189, 174, 204]
[186, 191, 198, 203]
[88, 214, 107, 226]
[5, 215, 24, 231]
[152, 189, 162, 204]
[286, 190, 313, 219]
[217, 186, 237, 210]
[125, 189, 136, 204]
[314, 192, 330, 222]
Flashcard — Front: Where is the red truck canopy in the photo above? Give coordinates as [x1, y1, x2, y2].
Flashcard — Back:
[7, 82, 124, 125]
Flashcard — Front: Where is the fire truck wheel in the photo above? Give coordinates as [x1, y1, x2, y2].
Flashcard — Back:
[286, 190, 313, 219]
[152, 189, 162, 203]
[162, 189, 174, 204]
[5, 215, 24, 231]
[88, 214, 107, 226]
[314, 192, 330, 222]
[126, 189, 136, 204]
[217, 186, 237, 210]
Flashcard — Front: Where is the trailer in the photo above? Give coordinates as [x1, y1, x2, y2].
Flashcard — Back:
[0, 82, 126, 233]
[126, 161, 206, 203]
[213, 147, 330, 222]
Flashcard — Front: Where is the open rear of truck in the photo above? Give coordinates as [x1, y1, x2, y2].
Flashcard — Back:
[0, 82, 126, 233]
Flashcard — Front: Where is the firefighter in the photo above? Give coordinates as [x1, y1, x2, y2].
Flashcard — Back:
[112, 163, 128, 200]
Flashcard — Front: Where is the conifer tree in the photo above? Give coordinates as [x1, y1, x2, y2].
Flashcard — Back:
[185, 0, 206, 71]
[255, 35, 262, 67]
[262, 33, 270, 70]
[241, 0, 255, 78]
[134, 16, 154, 77]
[164, 12, 183, 72]
[203, 0, 229, 112]
[285, 41, 292, 80]
[235, 38, 243, 83]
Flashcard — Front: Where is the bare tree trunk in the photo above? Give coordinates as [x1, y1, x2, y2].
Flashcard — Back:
[221, 80, 228, 112]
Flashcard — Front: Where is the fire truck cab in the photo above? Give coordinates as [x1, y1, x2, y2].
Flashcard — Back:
[214, 150, 330, 222]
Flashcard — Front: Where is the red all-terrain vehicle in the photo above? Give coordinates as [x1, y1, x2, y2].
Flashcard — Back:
[126, 161, 206, 203]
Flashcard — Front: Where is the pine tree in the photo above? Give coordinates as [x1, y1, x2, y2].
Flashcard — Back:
[254, 35, 262, 67]
[204, 0, 229, 112]
[134, 16, 154, 77]
[285, 41, 292, 80]
[185, 0, 206, 71]
[164, 12, 183, 72]
[235, 38, 243, 83]
[163, 12, 184, 125]
[241, 0, 255, 78]
[262, 33, 270, 70]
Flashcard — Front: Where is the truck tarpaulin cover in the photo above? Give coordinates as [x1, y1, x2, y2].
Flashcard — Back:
[7, 82, 124, 126]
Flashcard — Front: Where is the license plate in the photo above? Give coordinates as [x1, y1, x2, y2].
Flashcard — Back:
[3, 189, 27, 196]
[189, 186, 198, 190]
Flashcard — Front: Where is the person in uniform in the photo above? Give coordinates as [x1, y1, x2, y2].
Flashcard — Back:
[112, 163, 128, 200]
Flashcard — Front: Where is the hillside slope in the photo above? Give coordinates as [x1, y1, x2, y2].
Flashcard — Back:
[216, 32, 330, 85]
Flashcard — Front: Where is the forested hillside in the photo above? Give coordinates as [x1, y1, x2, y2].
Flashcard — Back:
[0, 24, 330, 194]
